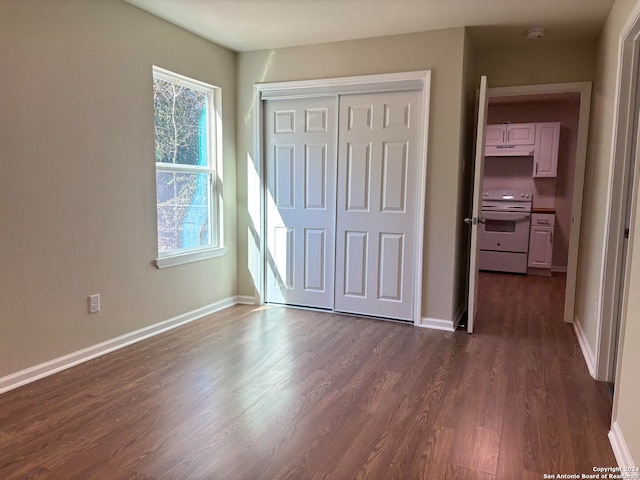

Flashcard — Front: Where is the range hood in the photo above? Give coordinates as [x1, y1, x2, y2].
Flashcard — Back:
[485, 145, 535, 157]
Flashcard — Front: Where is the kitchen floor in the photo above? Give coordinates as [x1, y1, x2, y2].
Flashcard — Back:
[476, 270, 566, 336]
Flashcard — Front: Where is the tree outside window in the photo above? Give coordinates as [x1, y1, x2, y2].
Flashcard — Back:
[152, 67, 223, 267]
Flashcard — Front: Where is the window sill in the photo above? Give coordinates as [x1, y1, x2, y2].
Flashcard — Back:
[155, 247, 227, 269]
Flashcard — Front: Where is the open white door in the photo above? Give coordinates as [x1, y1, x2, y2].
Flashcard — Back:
[467, 76, 489, 333]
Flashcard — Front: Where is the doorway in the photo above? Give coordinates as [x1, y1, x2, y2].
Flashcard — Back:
[479, 94, 582, 316]
[467, 81, 592, 334]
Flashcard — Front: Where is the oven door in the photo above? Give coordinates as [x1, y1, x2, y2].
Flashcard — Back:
[478, 211, 531, 253]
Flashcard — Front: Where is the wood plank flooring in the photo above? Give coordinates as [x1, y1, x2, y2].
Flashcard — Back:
[0, 273, 616, 479]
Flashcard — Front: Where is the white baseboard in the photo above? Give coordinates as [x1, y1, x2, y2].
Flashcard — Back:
[0, 295, 250, 395]
[419, 316, 456, 332]
[573, 315, 596, 377]
[609, 421, 636, 469]
[551, 266, 568, 273]
[453, 304, 465, 330]
[418, 304, 464, 332]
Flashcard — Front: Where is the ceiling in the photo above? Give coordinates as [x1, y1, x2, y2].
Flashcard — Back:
[124, 0, 615, 53]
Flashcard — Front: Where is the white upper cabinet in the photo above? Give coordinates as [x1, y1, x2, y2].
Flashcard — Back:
[485, 124, 506, 146]
[485, 123, 536, 146]
[505, 123, 536, 145]
[485, 121, 560, 177]
[533, 122, 560, 178]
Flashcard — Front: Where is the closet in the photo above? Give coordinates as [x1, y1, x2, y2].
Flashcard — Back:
[261, 76, 427, 323]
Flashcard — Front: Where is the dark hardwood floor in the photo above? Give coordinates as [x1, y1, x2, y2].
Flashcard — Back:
[0, 273, 616, 479]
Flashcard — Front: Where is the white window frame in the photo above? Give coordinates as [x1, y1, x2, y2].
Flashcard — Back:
[152, 66, 225, 268]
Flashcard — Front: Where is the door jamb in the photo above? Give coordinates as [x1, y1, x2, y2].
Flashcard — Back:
[252, 71, 431, 326]
[600, 3, 640, 383]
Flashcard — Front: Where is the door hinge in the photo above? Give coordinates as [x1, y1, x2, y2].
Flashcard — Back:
[624, 227, 630, 239]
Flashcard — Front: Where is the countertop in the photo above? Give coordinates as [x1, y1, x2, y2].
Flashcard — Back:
[531, 207, 556, 214]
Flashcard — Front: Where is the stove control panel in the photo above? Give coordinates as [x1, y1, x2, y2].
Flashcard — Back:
[482, 190, 532, 202]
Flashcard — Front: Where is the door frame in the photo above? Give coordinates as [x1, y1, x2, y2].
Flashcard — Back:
[600, 2, 640, 383]
[483, 81, 592, 329]
[253, 71, 431, 325]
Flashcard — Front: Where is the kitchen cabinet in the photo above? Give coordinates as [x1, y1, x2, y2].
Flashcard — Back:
[533, 122, 560, 178]
[485, 123, 536, 146]
[528, 214, 555, 269]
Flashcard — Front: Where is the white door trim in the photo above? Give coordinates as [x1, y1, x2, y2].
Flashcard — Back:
[486, 81, 592, 329]
[258, 72, 426, 100]
[253, 71, 431, 325]
[600, 1, 640, 384]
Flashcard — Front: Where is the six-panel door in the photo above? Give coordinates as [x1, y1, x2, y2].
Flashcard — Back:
[265, 96, 338, 309]
[333, 90, 421, 321]
[265, 90, 421, 322]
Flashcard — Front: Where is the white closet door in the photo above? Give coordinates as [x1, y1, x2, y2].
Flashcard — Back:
[265, 96, 337, 309]
[334, 90, 421, 321]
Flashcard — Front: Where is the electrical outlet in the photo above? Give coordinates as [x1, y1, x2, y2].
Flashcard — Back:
[89, 294, 100, 314]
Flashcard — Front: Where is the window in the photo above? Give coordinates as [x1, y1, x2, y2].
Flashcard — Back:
[152, 66, 225, 268]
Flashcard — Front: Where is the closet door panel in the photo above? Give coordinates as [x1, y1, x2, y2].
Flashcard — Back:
[304, 228, 326, 291]
[380, 141, 408, 212]
[346, 143, 371, 211]
[304, 144, 327, 209]
[334, 90, 421, 321]
[343, 231, 369, 297]
[265, 96, 337, 309]
[378, 232, 404, 301]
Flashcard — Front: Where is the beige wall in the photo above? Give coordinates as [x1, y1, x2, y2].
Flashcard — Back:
[0, 0, 237, 377]
[235, 28, 469, 322]
[476, 41, 597, 88]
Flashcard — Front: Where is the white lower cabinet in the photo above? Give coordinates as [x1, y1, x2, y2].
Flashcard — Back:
[528, 214, 555, 269]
